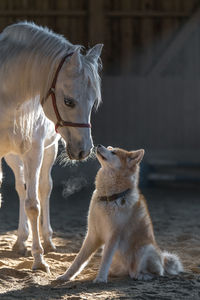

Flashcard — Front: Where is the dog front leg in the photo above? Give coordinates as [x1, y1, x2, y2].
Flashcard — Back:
[94, 234, 119, 283]
[56, 233, 100, 282]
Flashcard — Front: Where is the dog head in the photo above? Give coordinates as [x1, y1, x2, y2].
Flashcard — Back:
[96, 144, 144, 174]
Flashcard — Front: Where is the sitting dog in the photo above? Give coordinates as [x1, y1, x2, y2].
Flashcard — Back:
[57, 145, 183, 283]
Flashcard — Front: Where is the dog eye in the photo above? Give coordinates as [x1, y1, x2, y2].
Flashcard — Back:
[111, 151, 116, 155]
[64, 97, 75, 108]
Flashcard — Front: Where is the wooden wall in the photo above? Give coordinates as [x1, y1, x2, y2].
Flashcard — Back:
[0, 0, 198, 75]
[91, 76, 200, 156]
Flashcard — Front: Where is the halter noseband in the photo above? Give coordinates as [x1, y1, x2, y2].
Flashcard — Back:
[45, 52, 91, 133]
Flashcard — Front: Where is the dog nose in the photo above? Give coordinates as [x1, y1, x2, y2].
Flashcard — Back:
[97, 144, 102, 148]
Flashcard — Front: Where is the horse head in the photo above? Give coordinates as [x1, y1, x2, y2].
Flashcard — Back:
[43, 44, 103, 160]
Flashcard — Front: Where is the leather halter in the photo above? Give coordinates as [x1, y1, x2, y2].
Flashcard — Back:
[98, 188, 131, 204]
[45, 52, 91, 133]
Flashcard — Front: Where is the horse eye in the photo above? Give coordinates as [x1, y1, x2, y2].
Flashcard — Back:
[64, 97, 75, 108]
[111, 151, 116, 155]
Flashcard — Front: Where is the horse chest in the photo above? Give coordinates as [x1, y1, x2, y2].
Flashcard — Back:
[9, 130, 32, 155]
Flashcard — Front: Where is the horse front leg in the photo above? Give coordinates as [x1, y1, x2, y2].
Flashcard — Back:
[4, 154, 29, 255]
[39, 142, 58, 253]
[23, 143, 49, 273]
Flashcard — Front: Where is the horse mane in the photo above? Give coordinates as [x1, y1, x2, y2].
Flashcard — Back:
[2, 21, 69, 46]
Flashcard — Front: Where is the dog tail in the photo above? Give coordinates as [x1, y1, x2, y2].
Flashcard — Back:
[163, 251, 183, 275]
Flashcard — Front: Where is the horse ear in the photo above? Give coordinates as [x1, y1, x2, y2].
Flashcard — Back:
[66, 48, 82, 74]
[86, 44, 103, 63]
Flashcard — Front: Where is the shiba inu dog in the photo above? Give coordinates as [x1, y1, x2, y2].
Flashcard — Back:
[57, 145, 183, 283]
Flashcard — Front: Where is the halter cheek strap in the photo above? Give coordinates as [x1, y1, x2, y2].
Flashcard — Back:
[45, 52, 91, 133]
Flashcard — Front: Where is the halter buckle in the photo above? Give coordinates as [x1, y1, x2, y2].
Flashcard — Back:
[59, 120, 64, 126]
[50, 87, 55, 93]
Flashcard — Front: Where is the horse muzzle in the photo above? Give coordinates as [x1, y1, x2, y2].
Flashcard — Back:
[66, 143, 92, 160]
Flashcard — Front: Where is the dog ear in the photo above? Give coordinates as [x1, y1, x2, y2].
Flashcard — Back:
[128, 149, 144, 166]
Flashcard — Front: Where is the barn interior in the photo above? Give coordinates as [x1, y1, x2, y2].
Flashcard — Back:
[0, 1, 200, 299]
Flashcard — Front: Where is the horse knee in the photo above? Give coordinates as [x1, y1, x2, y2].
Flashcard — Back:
[25, 199, 40, 218]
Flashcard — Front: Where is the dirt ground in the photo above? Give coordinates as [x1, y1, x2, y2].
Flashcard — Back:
[0, 183, 200, 300]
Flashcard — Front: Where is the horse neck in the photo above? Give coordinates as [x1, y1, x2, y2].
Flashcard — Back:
[2, 50, 63, 108]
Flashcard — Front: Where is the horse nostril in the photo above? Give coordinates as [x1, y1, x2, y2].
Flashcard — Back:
[78, 151, 85, 160]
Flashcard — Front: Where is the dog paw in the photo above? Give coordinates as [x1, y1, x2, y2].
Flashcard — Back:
[93, 276, 107, 283]
[136, 273, 154, 281]
[51, 275, 70, 287]
[56, 274, 70, 282]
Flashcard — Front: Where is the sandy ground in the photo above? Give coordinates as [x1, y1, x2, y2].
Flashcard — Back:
[0, 183, 200, 300]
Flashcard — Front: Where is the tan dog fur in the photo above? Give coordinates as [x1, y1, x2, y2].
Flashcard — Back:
[57, 145, 183, 283]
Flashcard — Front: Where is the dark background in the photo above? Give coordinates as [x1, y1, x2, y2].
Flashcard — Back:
[1, 0, 200, 189]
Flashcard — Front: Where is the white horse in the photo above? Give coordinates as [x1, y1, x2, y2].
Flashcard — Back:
[0, 21, 103, 272]
[2, 100, 60, 256]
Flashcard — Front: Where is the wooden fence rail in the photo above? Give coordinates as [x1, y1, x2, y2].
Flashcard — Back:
[106, 11, 191, 18]
[0, 11, 87, 16]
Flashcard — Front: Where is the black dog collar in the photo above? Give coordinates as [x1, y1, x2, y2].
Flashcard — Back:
[98, 188, 131, 203]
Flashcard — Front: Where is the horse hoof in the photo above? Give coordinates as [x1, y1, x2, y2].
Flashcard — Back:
[43, 241, 56, 254]
[32, 260, 50, 273]
[12, 241, 28, 256]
